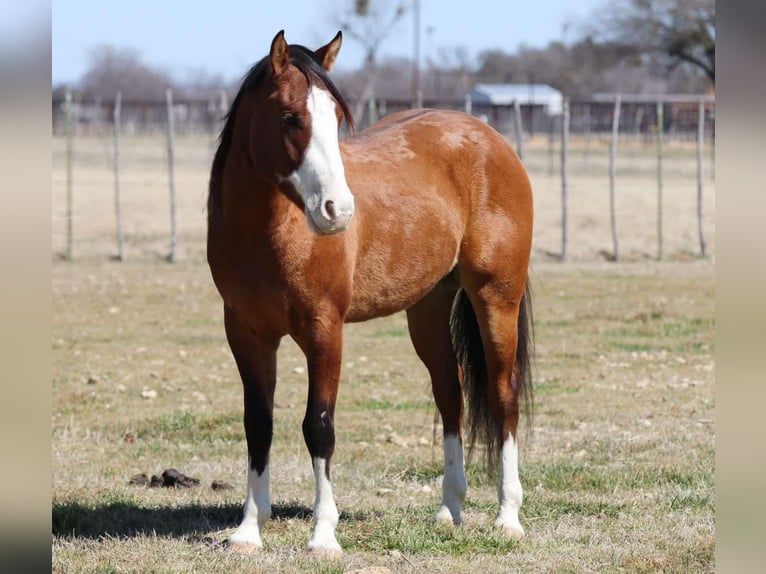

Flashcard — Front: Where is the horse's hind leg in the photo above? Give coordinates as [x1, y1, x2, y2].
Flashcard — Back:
[465, 280, 529, 539]
[224, 306, 280, 551]
[406, 281, 467, 525]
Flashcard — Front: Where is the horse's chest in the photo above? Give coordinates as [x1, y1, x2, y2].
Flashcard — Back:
[209, 236, 310, 327]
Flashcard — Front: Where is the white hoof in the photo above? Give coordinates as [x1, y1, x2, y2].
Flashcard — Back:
[494, 515, 525, 539]
[434, 505, 461, 525]
[227, 521, 264, 550]
[307, 537, 343, 558]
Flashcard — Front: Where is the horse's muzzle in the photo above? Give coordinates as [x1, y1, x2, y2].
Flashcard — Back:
[308, 195, 354, 235]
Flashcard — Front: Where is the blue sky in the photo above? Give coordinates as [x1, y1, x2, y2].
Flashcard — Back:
[52, 0, 604, 84]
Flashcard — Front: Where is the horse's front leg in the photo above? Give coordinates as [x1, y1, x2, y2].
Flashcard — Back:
[224, 306, 280, 551]
[297, 312, 345, 556]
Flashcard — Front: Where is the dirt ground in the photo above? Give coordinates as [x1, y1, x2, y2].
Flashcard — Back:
[51, 133, 715, 263]
[51, 132, 715, 572]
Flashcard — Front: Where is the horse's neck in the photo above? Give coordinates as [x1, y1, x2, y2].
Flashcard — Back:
[218, 151, 278, 219]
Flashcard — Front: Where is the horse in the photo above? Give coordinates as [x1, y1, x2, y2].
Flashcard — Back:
[207, 30, 534, 555]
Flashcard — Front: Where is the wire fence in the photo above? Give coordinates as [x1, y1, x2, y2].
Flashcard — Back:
[52, 90, 715, 263]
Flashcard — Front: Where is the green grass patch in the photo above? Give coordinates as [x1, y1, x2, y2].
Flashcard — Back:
[522, 460, 713, 493]
[338, 507, 519, 555]
[605, 316, 714, 353]
[525, 496, 626, 520]
[535, 378, 580, 396]
[131, 411, 243, 444]
[372, 326, 409, 338]
[357, 398, 432, 411]
[669, 490, 713, 512]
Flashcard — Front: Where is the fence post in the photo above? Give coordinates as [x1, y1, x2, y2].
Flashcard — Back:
[584, 102, 591, 173]
[634, 105, 644, 139]
[368, 95, 377, 126]
[464, 94, 472, 115]
[65, 88, 74, 261]
[561, 98, 570, 260]
[165, 88, 177, 263]
[697, 99, 706, 257]
[547, 118, 555, 176]
[609, 94, 621, 261]
[656, 101, 664, 260]
[113, 92, 124, 261]
[513, 98, 524, 161]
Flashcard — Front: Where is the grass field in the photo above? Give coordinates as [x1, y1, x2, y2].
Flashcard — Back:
[52, 133, 714, 572]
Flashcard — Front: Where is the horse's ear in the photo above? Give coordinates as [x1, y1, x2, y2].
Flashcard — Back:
[270, 30, 289, 76]
[315, 31, 342, 71]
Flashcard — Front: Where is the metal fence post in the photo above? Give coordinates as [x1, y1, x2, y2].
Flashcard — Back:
[561, 98, 570, 260]
[656, 101, 664, 260]
[609, 94, 622, 261]
[697, 99, 706, 257]
[65, 88, 74, 261]
[113, 92, 124, 261]
[165, 88, 177, 262]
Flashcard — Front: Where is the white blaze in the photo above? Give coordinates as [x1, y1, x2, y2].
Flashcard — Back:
[284, 86, 354, 234]
[307, 457, 342, 553]
[228, 463, 271, 547]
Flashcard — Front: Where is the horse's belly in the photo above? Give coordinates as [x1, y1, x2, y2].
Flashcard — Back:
[345, 235, 459, 322]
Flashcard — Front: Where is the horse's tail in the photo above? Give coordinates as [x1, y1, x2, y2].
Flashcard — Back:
[449, 281, 534, 469]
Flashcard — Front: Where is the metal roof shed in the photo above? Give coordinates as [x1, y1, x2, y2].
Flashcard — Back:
[466, 83, 564, 115]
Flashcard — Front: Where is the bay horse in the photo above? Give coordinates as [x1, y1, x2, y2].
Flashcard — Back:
[207, 30, 534, 555]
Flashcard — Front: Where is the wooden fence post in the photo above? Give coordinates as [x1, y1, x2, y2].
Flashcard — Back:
[113, 92, 124, 261]
[368, 95, 377, 126]
[513, 98, 524, 161]
[561, 98, 570, 260]
[584, 102, 591, 173]
[609, 94, 622, 261]
[165, 88, 177, 262]
[547, 119, 555, 176]
[634, 105, 644, 139]
[65, 88, 74, 261]
[656, 101, 664, 260]
[697, 99, 706, 257]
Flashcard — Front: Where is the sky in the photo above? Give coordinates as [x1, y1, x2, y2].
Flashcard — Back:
[52, 0, 605, 85]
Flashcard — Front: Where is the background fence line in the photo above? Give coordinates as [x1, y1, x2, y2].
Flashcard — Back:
[53, 92, 715, 263]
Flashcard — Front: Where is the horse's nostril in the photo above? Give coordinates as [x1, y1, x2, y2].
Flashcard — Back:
[324, 200, 336, 220]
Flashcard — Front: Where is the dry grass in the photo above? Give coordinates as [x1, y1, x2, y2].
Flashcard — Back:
[52, 132, 714, 572]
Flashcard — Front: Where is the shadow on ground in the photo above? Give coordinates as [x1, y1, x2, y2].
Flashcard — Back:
[53, 500, 379, 539]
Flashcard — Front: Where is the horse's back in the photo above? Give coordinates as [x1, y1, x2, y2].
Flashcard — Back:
[345, 108, 518, 162]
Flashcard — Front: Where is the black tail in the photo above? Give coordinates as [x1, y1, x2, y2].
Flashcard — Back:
[449, 281, 534, 468]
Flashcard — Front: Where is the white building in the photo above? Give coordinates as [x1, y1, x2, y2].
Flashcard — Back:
[465, 83, 564, 115]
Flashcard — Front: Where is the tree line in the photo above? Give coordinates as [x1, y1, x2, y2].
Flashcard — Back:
[54, 0, 714, 103]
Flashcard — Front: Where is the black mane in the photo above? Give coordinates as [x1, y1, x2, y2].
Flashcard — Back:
[207, 44, 354, 222]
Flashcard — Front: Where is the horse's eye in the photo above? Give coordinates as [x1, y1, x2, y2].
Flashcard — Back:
[282, 112, 300, 128]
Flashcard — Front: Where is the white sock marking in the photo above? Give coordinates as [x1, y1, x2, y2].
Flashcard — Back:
[495, 432, 525, 535]
[228, 463, 271, 547]
[307, 457, 342, 553]
[434, 434, 467, 524]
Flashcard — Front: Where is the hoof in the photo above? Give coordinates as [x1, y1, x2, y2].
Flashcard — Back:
[497, 525, 525, 540]
[433, 506, 461, 525]
[225, 540, 263, 555]
[306, 546, 343, 560]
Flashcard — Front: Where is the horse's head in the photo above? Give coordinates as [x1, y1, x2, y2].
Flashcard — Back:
[250, 30, 355, 235]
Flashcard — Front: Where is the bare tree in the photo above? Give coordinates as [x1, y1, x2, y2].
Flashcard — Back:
[80, 45, 178, 101]
[334, 0, 409, 124]
[594, 0, 715, 84]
